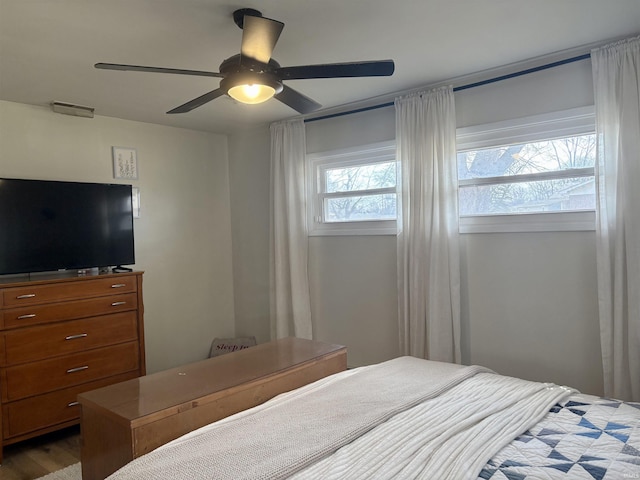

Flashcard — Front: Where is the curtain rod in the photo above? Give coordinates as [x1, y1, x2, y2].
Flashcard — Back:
[304, 52, 591, 124]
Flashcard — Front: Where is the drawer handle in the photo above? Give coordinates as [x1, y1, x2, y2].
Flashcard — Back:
[65, 333, 88, 340]
[111, 283, 127, 288]
[17, 313, 37, 320]
[67, 401, 80, 407]
[66, 366, 89, 374]
[111, 301, 127, 306]
[16, 293, 36, 299]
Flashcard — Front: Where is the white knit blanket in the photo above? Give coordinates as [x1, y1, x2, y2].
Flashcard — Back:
[292, 372, 574, 479]
[107, 357, 572, 480]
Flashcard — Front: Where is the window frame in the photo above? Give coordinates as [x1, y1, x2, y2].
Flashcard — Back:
[456, 106, 596, 234]
[307, 140, 397, 236]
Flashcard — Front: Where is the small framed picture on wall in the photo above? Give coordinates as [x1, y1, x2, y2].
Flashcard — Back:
[112, 146, 138, 180]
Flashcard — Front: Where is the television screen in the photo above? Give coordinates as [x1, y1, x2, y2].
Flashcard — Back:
[0, 178, 135, 275]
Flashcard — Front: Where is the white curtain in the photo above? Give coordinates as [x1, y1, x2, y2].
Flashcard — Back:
[269, 119, 313, 340]
[395, 87, 461, 363]
[592, 36, 640, 402]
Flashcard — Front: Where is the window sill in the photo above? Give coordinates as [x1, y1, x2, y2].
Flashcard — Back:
[459, 211, 595, 234]
[308, 220, 397, 236]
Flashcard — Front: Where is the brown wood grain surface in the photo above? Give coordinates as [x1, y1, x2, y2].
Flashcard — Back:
[80, 337, 347, 480]
[0, 272, 145, 464]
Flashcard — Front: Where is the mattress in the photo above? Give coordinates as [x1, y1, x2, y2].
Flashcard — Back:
[106, 357, 640, 480]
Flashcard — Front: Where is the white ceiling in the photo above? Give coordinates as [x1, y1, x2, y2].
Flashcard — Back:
[1, 1, 639, 134]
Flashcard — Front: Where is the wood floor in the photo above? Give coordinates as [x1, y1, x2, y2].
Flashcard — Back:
[0, 426, 80, 480]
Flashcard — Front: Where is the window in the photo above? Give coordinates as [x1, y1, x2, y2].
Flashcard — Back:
[456, 106, 596, 233]
[307, 141, 397, 236]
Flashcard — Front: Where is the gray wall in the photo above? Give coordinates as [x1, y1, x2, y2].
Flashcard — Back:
[0, 100, 236, 373]
[228, 58, 604, 395]
[228, 126, 272, 343]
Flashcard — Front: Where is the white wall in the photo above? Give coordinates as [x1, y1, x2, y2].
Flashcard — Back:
[228, 58, 604, 395]
[0, 100, 235, 373]
[308, 235, 398, 366]
[227, 126, 272, 344]
[463, 232, 600, 392]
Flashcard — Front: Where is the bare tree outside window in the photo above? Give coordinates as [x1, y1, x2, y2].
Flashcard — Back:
[323, 161, 397, 222]
[458, 134, 596, 215]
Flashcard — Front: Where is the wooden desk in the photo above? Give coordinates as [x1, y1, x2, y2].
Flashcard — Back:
[78, 337, 347, 480]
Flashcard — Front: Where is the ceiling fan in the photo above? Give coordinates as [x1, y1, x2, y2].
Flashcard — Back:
[95, 8, 395, 115]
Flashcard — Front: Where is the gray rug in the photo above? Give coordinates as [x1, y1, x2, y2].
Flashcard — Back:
[35, 463, 81, 480]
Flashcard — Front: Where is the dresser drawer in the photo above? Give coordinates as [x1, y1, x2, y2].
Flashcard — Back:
[2, 276, 137, 308]
[3, 342, 140, 402]
[2, 312, 138, 366]
[3, 371, 140, 439]
[2, 293, 137, 329]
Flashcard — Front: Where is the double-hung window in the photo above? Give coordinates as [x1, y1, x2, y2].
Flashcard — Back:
[456, 106, 596, 233]
[307, 141, 397, 236]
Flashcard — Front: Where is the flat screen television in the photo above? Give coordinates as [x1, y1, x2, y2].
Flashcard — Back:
[0, 178, 135, 275]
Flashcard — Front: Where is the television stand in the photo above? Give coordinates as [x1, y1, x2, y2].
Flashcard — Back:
[113, 266, 133, 273]
[0, 271, 146, 463]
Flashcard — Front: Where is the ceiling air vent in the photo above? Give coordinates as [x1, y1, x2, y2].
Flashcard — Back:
[50, 101, 94, 118]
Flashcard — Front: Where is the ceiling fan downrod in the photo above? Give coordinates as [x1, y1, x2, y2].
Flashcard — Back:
[233, 8, 262, 29]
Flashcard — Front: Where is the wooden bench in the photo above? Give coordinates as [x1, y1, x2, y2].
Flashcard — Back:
[78, 337, 347, 480]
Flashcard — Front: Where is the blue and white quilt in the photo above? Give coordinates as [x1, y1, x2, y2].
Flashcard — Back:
[480, 394, 640, 480]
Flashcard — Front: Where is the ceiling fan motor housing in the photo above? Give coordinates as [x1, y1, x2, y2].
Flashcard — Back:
[219, 54, 283, 95]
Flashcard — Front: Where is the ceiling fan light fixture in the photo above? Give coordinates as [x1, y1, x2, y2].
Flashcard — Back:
[228, 83, 275, 104]
[221, 72, 282, 105]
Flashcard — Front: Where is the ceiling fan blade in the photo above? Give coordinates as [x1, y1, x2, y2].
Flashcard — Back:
[275, 84, 322, 114]
[95, 63, 223, 78]
[240, 14, 284, 64]
[275, 60, 395, 80]
[166, 88, 225, 114]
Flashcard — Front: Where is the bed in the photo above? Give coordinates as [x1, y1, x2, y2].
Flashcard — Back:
[105, 356, 640, 480]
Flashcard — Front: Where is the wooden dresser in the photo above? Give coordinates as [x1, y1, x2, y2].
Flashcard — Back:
[79, 337, 347, 480]
[0, 271, 145, 463]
